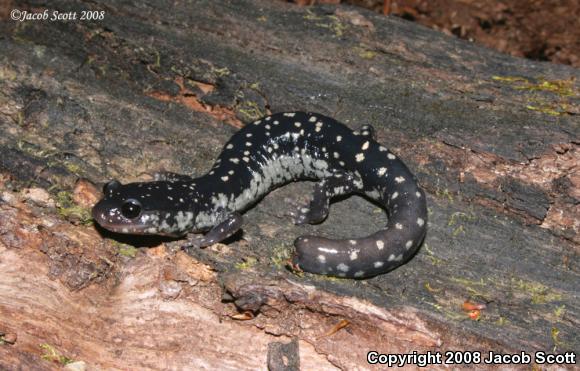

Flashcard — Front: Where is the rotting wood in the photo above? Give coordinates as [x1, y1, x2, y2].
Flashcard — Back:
[0, 0, 578, 369]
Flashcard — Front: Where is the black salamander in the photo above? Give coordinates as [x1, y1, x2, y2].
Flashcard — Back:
[92, 112, 427, 278]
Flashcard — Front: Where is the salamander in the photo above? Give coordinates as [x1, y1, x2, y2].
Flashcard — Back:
[92, 112, 427, 278]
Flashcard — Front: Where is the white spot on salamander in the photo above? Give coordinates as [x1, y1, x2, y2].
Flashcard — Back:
[395, 176, 405, 183]
[355, 153, 365, 162]
[245, 142, 252, 147]
[374, 261, 384, 268]
[417, 218, 425, 227]
[349, 250, 359, 260]
[379, 146, 387, 152]
[416, 191, 422, 198]
[294, 122, 301, 127]
[309, 116, 317, 122]
[349, 240, 357, 245]
[395, 223, 403, 230]
[378, 167, 387, 176]
[376, 240, 384, 250]
[387, 153, 396, 160]
[317, 255, 326, 263]
[391, 192, 399, 199]
[337, 263, 350, 272]
[405, 240, 413, 249]
[318, 247, 338, 254]
[354, 271, 365, 278]
[283, 112, 296, 117]
[229, 158, 240, 164]
[336, 135, 342, 142]
[221, 176, 229, 182]
[226, 144, 233, 149]
[362, 141, 369, 150]
[390, 254, 403, 261]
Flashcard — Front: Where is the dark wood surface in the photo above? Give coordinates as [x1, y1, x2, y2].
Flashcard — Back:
[0, 0, 578, 368]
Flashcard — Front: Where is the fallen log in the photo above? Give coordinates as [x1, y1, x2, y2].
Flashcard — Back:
[0, 0, 578, 369]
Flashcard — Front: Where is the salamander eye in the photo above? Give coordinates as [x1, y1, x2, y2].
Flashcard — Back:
[121, 199, 141, 219]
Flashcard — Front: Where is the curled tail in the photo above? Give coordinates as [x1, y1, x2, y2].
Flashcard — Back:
[293, 186, 427, 278]
[292, 121, 428, 281]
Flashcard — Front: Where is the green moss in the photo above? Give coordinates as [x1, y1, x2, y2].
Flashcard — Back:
[40, 343, 73, 365]
[551, 327, 561, 351]
[495, 316, 508, 326]
[435, 187, 454, 202]
[554, 305, 566, 320]
[451, 225, 465, 236]
[511, 278, 563, 304]
[0, 66, 17, 81]
[355, 46, 377, 60]
[425, 301, 466, 321]
[55, 191, 93, 225]
[64, 162, 81, 175]
[270, 244, 291, 268]
[491, 76, 577, 117]
[16, 111, 24, 126]
[118, 244, 138, 258]
[212, 67, 230, 77]
[304, 10, 347, 37]
[447, 211, 476, 237]
[238, 101, 266, 122]
[153, 50, 161, 68]
[235, 256, 257, 270]
[422, 243, 444, 266]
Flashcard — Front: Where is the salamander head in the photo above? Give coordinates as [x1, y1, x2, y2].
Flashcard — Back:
[92, 180, 196, 236]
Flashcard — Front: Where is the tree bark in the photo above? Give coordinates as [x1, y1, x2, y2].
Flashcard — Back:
[0, 0, 578, 369]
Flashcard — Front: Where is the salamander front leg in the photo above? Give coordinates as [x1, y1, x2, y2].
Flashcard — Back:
[293, 173, 358, 225]
[183, 212, 243, 249]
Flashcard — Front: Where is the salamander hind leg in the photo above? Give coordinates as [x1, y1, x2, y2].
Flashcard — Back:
[183, 212, 243, 249]
[293, 172, 358, 225]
